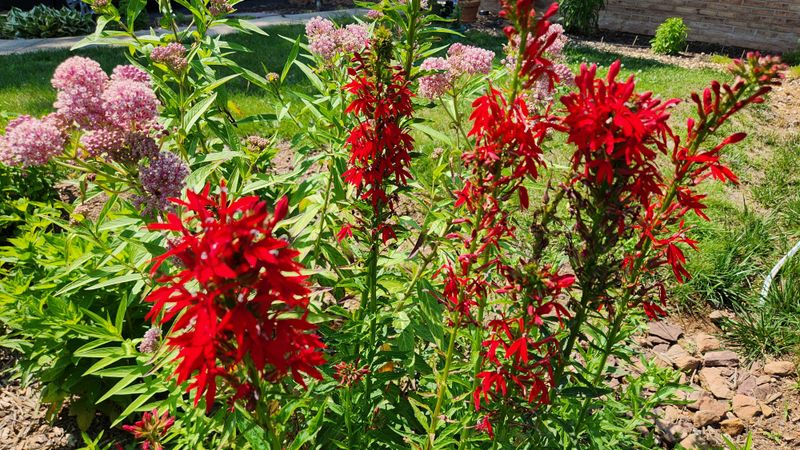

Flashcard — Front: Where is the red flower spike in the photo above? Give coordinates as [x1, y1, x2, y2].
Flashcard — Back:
[122, 409, 175, 450]
[145, 184, 325, 412]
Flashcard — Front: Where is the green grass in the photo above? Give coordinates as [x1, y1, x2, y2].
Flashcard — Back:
[0, 24, 723, 121]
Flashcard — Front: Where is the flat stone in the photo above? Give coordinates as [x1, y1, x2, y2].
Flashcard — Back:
[732, 394, 760, 421]
[703, 350, 740, 367]
[695, 332, 721, 353]
[720, 417, 745, 436]
[693, 409, 723, 427]
[736, 374, 757, 396]
[761, 403, 775, 418]
[764, 361, 796, 376]
[667, 345, 702, 372]
[756, 375, 773, 385]
[652, 342, 670, 353]
[700, 368, 734, 399]
[649, 321, 684, 343]
[679, 434, 701, 450]
[686, 390, 711, 411]
[709, 310, 733, 325]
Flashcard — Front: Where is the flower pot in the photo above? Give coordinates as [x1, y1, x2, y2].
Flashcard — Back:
[460, 0, 481, 24]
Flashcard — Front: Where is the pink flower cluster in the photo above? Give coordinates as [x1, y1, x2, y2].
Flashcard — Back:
[151, 43, 188, 72]
[209, 0, 233, 16]
[305, 17, 370, 60]
[418, 43, 495, 99]
[0, 115, 66, 167]
[136, 151, 190, 216]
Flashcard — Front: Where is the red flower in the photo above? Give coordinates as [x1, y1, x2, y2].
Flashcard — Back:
[145, 183, 325, 411]
[337, 223, 353, 242]
[122, 409, 175, 450]
[560, 61, 678, 207]
[342, 53, 414, 216]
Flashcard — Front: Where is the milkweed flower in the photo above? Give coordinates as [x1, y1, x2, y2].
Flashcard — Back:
[151, 43, 188, 72]
[80, 127, 127, 157]
[305, 17, 370, 60]
[138, 327, 162, 354]
[102, 78, 160, 131]
[208, 0, 233, 16]
[136, 151, 189, 216]
[122, 409, 174, 450]
[52, 56, 108, 127]
[0, 114, 66, 167]
[418, 44, 494, 99]
[145, 184, 325, 411]
[111, 65, 151, 84]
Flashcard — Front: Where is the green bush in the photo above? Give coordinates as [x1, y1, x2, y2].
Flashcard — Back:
[2, 5, 95, 39]
[559, 0, 605, 35]
[651, 17, 688, 55]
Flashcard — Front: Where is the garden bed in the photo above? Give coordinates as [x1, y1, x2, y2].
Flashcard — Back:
[0, 2, 798, 449]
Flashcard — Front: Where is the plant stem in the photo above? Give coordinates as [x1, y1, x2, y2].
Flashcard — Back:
[426, 313, 463, 450]
[312, 159, 335, 264]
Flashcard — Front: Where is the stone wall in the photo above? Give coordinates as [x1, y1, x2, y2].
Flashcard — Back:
[598, 1, 799, 52]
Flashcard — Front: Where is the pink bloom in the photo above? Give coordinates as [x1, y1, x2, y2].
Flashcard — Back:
[366, 9, 383, 20]
[111, 65, 151, 84]
[447, 43, 495, 77]
[80, 127, 127, 157]
[336, 24, 370, 54]
[0, 115, 65, 166]
[51, 56, 108, 127]
[102, 79, 159, 131]
[419, 57, 451, 99]
[151, 43, 188, 72]
[305, 16, 335, 38]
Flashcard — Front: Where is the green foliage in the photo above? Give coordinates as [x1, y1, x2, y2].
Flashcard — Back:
[1, 5, 95, 39]
[677, 209, 773, 309]
[559, 0, 605, 35]
[0, 197, 163, 430]
[650, 17, 688, 55]
[722, 257, 800, 360]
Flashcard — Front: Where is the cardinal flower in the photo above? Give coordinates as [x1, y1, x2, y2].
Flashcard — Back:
[145, 183, 325, 411]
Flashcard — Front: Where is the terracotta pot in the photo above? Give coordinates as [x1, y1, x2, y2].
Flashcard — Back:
[460, 0, 481, 24]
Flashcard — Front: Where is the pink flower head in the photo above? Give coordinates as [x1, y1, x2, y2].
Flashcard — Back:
[305, 16, 335, 38]
[151, 43, 188, 72]
[0, 115, 65, 167]
[447, 43, 495, 77]
[52, 56, 109, 127]
[545, 23, 568, 57]
[306, 17, 371, 60]
[122, 409, 174, 450]
[419, 57, 451, 99]
[80, 127, 127, 157]
[366, 9, 383, 20]
[336, 24, 370, 54]
[208, 0, 233, 16]
[102, 79, 159, 131]
[111, 65, 151, 84]
[138, 327, 162, 354]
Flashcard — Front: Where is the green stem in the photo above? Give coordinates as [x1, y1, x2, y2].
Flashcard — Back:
[312, 160, 335, 264]
[572, 312, 625, 438]
[426, 313, 463, 450]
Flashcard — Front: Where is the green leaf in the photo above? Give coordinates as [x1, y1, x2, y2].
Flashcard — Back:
[217, 18, 269, 36]
[126, 0, 147, 32]
[281, 34, 302, 83]
[184, 93, 218, 132]
[87, 273, 143, 291]
[287, 401, 327, 450]
[96, 372, 141, 403]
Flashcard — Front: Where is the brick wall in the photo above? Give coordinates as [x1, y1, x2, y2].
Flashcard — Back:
[597, 0, 800, 52]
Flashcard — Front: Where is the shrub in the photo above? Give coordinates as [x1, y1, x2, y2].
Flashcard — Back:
[559, 0, 604, 35]
[651, 17, 688, 55]
[2, 5, 95, 39]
